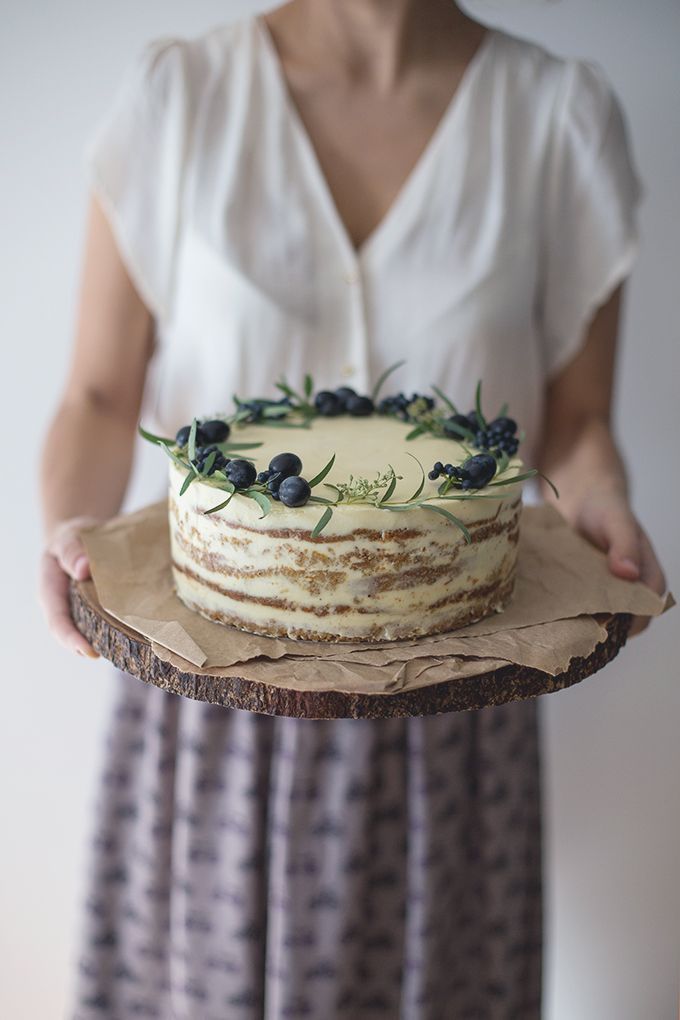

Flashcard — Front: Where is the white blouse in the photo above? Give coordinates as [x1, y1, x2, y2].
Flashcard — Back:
[88, 17, 641, 474]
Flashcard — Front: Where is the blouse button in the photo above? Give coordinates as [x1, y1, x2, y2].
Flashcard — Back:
[341, 364, 356, 379]
[342, 269, 360, 286]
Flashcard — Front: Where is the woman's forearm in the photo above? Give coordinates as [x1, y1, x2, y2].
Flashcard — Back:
[40, 392, 136, 538]
[537, 416, 629, 522]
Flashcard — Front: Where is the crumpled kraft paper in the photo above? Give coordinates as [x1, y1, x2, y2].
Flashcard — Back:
[80, 501, 673, 694]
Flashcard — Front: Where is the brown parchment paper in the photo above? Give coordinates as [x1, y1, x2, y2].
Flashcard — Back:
[80, 502, 673, 695]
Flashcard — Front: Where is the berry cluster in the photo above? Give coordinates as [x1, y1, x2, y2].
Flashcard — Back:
[256, 452, 311, 506]
[191, 444, 229, 476]
[377, 392, 435, 421]
[175, 419, 230, 447]
[314, 387, 374, 417]
[428, 453, 497, 490]
[473, 416, 519, 457]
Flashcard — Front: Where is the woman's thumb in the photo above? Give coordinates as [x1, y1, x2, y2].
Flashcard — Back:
[52, 525, 91, 581]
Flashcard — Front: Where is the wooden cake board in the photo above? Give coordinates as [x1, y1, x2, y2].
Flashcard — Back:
[70, 580, 631, 720]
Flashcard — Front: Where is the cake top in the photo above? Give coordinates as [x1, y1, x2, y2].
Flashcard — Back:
[141, 367, 553, 539]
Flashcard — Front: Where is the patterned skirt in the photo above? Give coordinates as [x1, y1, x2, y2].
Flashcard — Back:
[73, 671, 542, 1020]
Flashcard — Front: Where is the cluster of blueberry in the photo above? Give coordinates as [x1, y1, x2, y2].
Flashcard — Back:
[175, 419, 230, 447]
[428, 453, 498, 490]
[314, 387, 374, 417]
[377, 392, 435, 421]
[444, 412, 519, 457]
[175, 418, 257, 488]
[256, 452, 312, 507]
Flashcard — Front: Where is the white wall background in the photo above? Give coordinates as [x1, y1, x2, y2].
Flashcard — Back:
[1, 1, 678, 1017]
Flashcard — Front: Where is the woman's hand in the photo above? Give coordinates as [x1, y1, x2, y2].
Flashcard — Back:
[40, 517, 101, 658]
[572, 489, 666, 636]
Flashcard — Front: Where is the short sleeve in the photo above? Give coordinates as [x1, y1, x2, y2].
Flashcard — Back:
[85, 39, 190, 321]
[539, 59, 642, 379]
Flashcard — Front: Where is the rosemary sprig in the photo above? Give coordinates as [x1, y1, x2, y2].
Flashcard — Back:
[312, 506, 334, 537]
[307, 453, 336, 489]
[431, 385, 459, 415]
[371, 359, 406, 402]
[138, 424, 174, 446]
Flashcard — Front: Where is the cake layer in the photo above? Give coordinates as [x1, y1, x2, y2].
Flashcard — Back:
[168, 413, 523, 641]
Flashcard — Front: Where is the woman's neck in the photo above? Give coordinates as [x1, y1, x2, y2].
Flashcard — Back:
[264, 0, 483, 91]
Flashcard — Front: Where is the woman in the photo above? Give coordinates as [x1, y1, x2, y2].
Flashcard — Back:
[40, 1, 665, 1017]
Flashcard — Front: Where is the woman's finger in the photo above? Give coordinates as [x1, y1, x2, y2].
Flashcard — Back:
[53, 529, 91, 581]
[39, 551, 99, 658]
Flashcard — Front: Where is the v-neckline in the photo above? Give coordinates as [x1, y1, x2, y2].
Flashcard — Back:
[255, 17, 496, 264]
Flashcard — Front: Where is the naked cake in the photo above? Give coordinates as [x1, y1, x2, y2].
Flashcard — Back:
[141, 375, 538, 642]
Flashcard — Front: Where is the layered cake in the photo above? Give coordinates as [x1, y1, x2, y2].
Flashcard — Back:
[142, 377, 538, 642]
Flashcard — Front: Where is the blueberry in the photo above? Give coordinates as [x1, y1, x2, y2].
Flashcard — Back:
[444, 464, 455, 476]
[314, 391, 343, 416]
[200, 419, 230, 443]
[346, 395, 374, 417]
[226, 459, 257, 489]
[268, 452, 302, 478]
[488, 416, 517, 436]
[433, 461, 444, 473]
[461, 453, 497, 488]
[175, 425, 191, 447]
[256, 470, 271, 484]
[267, 475, 282, 494]
[278, 476, 312, 507]
[334, 386, 357, 409]
[428, 470, 439, 481]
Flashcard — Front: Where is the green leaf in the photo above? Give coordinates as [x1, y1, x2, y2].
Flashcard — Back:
[160, 442, 189, 472]
[275, 377, 304, 405]
[311, 506, 334, 538]
[138, 423, 175, 446]
[379, 466, 398, 504]
[308, 494, 338, 506]
[405, 425, 426, 441]
[494, 450, 510, 475]
[307, 453, 336, 489]
[443, 420, 475, 441]
[405, 453, 426, 502]
[188, 418, 198, 462]
[497, 402, 509, 418]
[201, 450, 217, 475]
[304, 373, 314, 399]
[537, 471, 559, 499]
[431, 386, 459, 414]
[203, 495, 234, 515]
[213, 477, 236, 494]
[261, 405, 290, 419]
[474, 381, 487, 429]
[179, 468, 196, 496]
[488, 469, 538, 488]
[419, 503, 471, 543]
[371, 359, 407, 402]
[243, 489, 272, 518]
